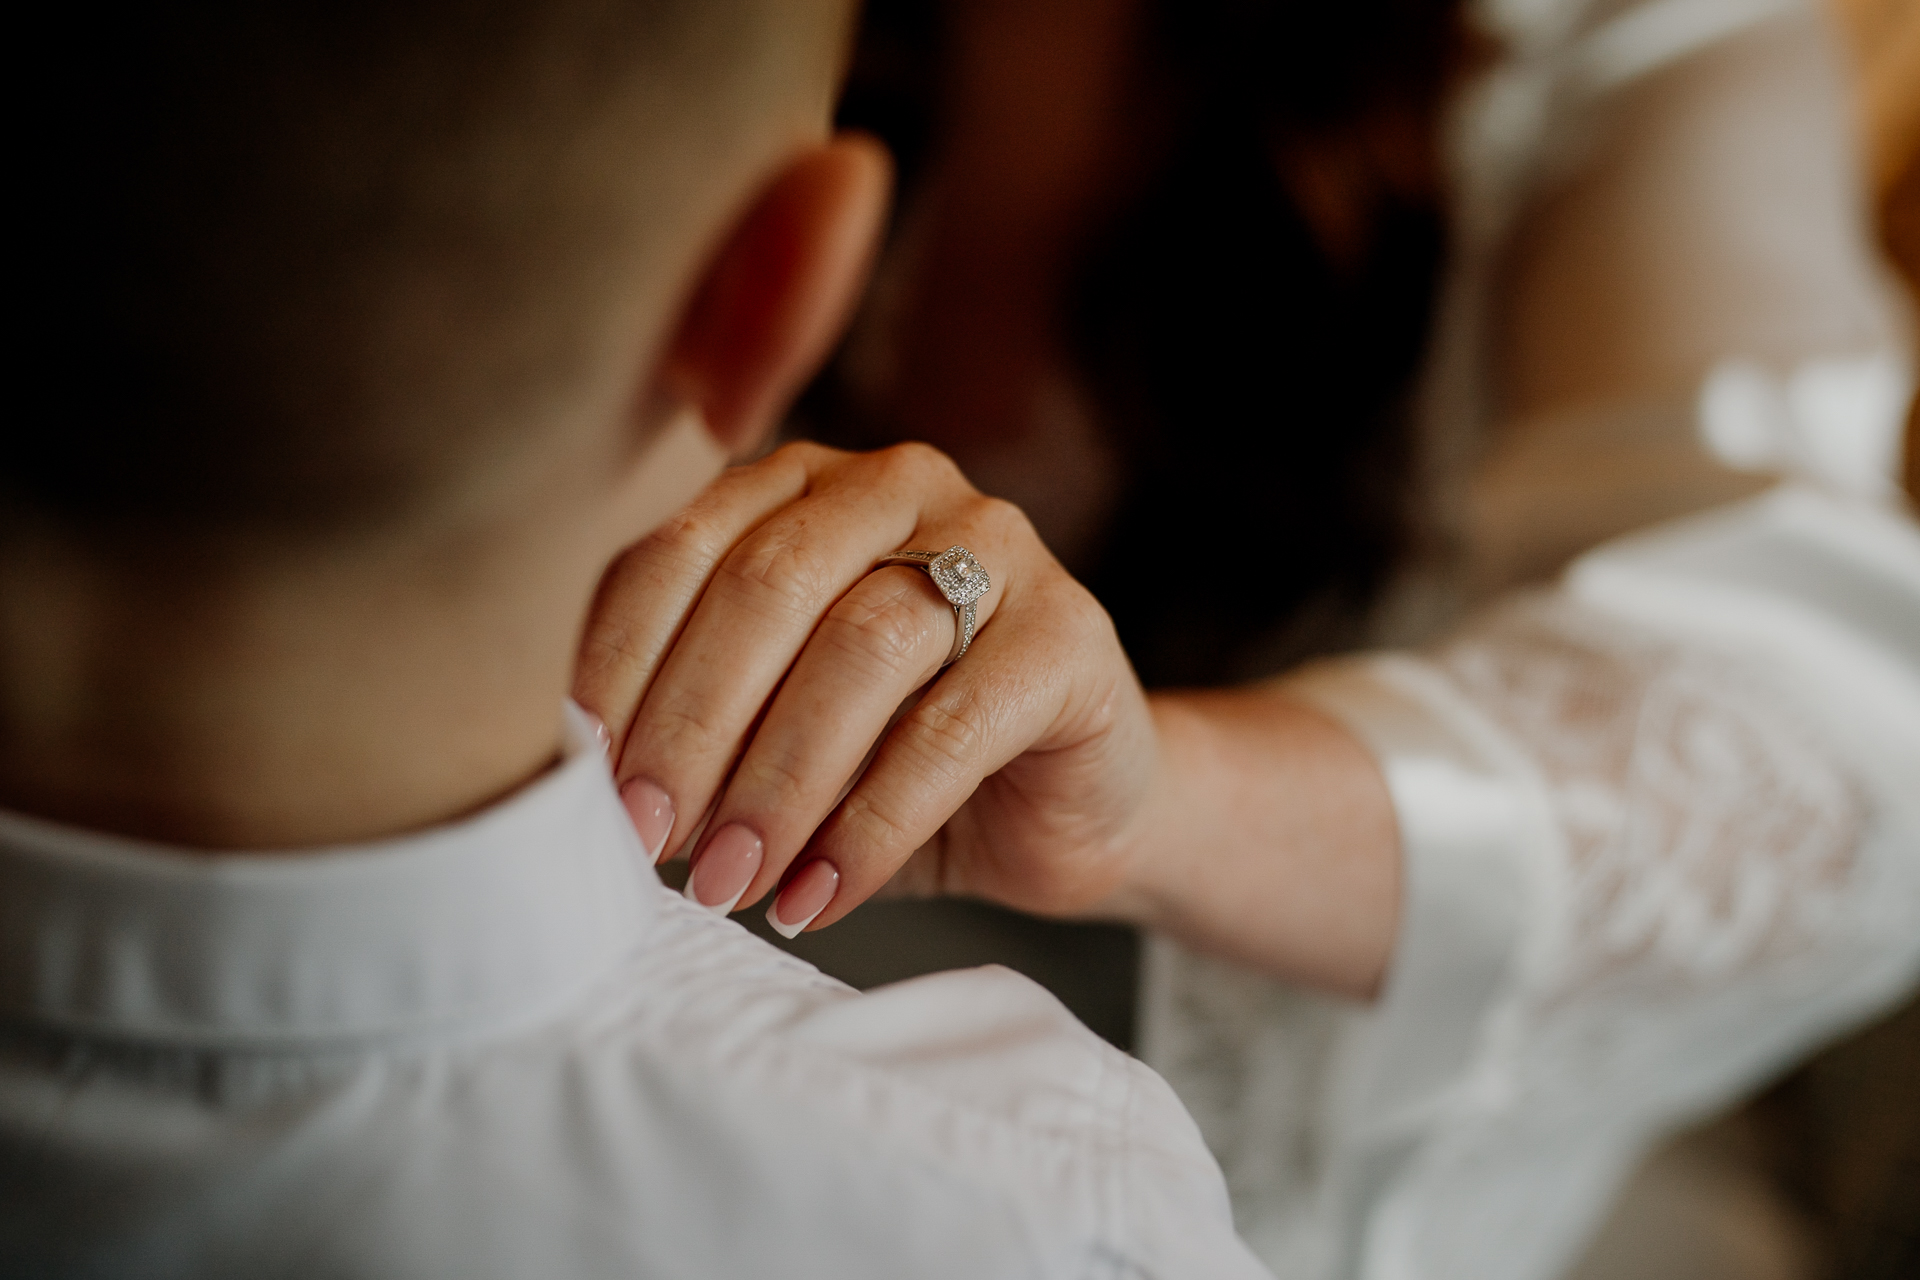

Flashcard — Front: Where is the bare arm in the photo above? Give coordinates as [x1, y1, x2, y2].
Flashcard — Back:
[1103, 690, 1402, 1000]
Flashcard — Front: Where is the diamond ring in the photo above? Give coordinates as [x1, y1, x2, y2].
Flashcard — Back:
[874, 545, 991, 666]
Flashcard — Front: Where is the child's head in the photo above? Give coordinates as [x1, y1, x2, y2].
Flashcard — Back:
[2, 1, 887, 845]
[15, 0, 881, 557]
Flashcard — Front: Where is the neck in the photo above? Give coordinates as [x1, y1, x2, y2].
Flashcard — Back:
[0, 517, 600, 851]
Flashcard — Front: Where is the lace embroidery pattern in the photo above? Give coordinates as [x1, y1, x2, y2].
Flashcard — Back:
[1436, 598, 1865, 1005]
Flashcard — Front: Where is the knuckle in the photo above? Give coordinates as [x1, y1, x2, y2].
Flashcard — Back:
[876, 440, 959, 488]
[717, 530, 838, 616]
[576, 615, 646, 684]
[898, 695, 986, 786]
[576, 557, 674, 688]
[734, 748, 812, 810]
[821, 583, 942, 676]
[642, 505, 732, 572]
[634, 695, 727, 764]
[968, 493, 1030, 536]
[770, 438, 839, 473]
[835, 789, 922, 864]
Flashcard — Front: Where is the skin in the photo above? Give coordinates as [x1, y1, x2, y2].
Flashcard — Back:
[0, 84, 896, 852]
[575, 440, 1402, 998]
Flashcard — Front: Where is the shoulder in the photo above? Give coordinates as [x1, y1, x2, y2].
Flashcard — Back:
[409, 881, 1261, 1278]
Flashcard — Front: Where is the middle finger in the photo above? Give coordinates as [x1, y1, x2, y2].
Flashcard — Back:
[681, 493, 1023, 921]
[613, 442, 974, 862]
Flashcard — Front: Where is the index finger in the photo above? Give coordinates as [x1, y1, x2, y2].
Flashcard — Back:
[573, 442, 838, 752]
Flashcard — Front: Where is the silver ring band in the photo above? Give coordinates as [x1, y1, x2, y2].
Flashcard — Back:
[874, 545, 990, 666]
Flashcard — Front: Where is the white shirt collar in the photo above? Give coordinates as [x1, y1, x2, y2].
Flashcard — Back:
[0, 702, 656, 1046]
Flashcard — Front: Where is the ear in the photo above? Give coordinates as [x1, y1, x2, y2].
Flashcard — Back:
[660, 133, 892, 455]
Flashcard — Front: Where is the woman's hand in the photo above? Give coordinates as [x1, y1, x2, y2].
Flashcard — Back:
[573, 440, 1159, 936]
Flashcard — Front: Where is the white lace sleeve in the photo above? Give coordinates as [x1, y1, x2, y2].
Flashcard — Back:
[1436, 595, 1867, 1010]
[1141, 488, 1920, 1280]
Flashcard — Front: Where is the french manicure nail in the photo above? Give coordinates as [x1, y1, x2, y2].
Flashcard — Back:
[766, 860, 840, 940]
[619, 778, 675, 864]
[685, 824, 763, 915]
[585, 712, 612, 758]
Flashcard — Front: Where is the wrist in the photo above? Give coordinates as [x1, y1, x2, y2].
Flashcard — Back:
[1083, 694, 1220, 931]
[1092, 684, 1402, 1001]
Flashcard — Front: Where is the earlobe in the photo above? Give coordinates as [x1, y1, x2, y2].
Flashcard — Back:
[662, 133, 892, 456]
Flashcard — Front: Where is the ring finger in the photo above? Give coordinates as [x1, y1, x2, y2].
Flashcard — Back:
[612, 443, 978, 863]
[679, 496, 1025, 926]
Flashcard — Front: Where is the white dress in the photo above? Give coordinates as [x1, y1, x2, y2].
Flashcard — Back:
[1137, 2, 1920, 1277]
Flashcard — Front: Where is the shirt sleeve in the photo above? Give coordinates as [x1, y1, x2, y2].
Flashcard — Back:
[782, 961, 1277, 1279]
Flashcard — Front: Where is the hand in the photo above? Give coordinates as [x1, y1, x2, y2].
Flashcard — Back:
[573, 440, 1158, 935]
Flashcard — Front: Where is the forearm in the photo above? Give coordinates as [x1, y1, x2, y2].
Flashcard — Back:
[1103, 685, 1402, 1001]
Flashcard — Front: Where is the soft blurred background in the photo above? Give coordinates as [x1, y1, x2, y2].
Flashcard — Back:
[672, 1, 1918, 1276]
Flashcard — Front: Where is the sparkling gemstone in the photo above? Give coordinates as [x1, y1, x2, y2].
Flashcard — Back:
[929, 547, 989, 605]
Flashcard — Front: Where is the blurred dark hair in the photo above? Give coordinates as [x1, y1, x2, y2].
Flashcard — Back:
[1075, 0, 1472, 684]
[825, 0, 1475, 685]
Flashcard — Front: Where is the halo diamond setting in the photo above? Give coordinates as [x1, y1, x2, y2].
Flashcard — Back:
[875, 544, 991, 666]
[927, 546, 991, 607]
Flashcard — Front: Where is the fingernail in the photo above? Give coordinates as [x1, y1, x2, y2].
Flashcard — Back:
[585, 712, 612, 758]
[620, 778, 675, 864]
[685, 824, 763, 915]
[766, 860, 840, 940]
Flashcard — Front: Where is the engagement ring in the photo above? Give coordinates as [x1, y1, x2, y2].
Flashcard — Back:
[874, 545, 990, 666]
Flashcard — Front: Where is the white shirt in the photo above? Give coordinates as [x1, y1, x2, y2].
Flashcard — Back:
[0, 706, 1269, 1279]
